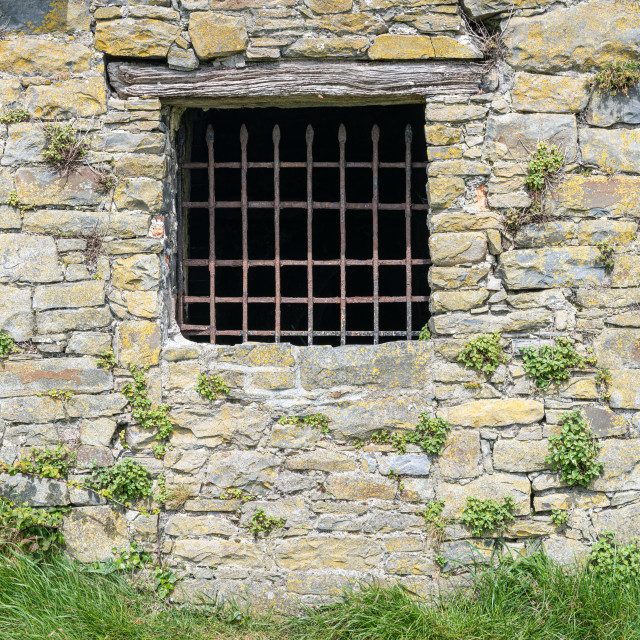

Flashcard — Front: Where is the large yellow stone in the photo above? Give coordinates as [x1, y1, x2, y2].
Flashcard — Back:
[25, 78, 106, 119]
[0, 38, 92, 75]
[307, 0, 353, 12]
[369, 35, 434, 59]
[118, 320, 161, 366]
[95, 19, 180, 58]
[431, 36, 481, 59]
[286, 36, 369, 57]
[0, 79, 21, 110]
[275, 537, 384, 571]
[310, 13, 386, 34]
[189, 13, 248, 60]
[438, 399, 545, 427]
[428, 177, 465, 208]
[512, 72, 589, 113]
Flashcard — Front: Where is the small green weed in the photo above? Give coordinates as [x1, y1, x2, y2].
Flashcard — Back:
[111, 541, 152, 572]
[248, 508, 286, 536]
[458, 332, 508, 375]
[220, 488, 255, 502]
[86, 458, 153, 505]
[418, 324, 431, 341]
[525, 141, 564, 196]
[0, 330, 18, 359]
[278, 413, 331, 435]
[551, 508, 569, 528]
[48, 389, 72, 402]
[97, 347, 116, 370]
[592, 61, 640, 96]
[422, 499, 447, 548]
[590, 531, 640, 583]
[596, 367, 612, 401]
[596, 239, 615, 269]
[196, 373, 230, 400]
[153, 566, 178, 599]
[6, 189, 20, 209]
[546, 409, 603, 487]
[371, 412, 451, 455]
[6, 445, 76, 479]
[0, 107, 30, 125]
[521, 337, 596, 389]
[43, 123, 87, 173]
[460, 495, 517, 537]
[0, 497, 65, 554]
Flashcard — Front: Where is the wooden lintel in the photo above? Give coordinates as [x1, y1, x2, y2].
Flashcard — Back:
[107, 61, 484, 103]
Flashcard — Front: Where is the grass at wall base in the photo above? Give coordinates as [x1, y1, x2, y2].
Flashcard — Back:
[2, 545, 640, 640]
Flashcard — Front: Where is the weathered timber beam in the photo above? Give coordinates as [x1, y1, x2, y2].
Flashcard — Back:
[107, 61, 484, 102]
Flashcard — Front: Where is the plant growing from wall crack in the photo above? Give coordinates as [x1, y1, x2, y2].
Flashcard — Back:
[0, 497, 65, 554]
[422, 499, 447, 549]
[546, 410, 603, 487]
[0, 107, 30, 125]
[197, 372, 230, 400]
[589, 531, 640, 583]
[596, 240, 615, 270]
[248, 508, 286, 536]
[86, 458, 153, 505]
[0, 330, 17, 359]
[122, 365, 174, 458]
[371, 412, 451, 455]
[278, 413, 331, 435]
[596, 368, 612, 402]
[458, 331, 508, 375]
[97, 347, 116, 370]
[460, 495, 517, 537]
[5, 445, 76, 479]
[43, 123, 88, 174]
[551, 508, 569, 528]
[592, 61, 640, 96]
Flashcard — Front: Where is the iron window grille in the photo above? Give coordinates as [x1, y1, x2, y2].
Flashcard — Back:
[177, 106, 430, 346]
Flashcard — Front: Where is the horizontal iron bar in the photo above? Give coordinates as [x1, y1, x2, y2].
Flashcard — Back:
[182, 200, 429, 211]
[181, 161, 427, 170]
[184, 295, 429, 303]
[180, 325, 421, 337]
[183, 258, 431, 267]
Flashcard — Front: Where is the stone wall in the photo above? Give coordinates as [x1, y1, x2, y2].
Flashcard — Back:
[0, 0, 640, 610]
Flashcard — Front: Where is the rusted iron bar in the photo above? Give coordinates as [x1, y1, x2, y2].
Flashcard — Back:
[182, 200, 429, 211]
[273, 125, 281, 343]
[240, 124, 249, 342]
[176, 126, 185, 328]
[404, 124, 412, 340]
[184, 258, 431, 267]
[372, 124, 380, 345]
[206, 124, 216, 343]
[306, 125, 314, 345]
[339, 123, 347, 346]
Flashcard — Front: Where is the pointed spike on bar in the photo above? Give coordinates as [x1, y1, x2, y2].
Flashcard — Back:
[206, 124, 214, 142]
[371, 124, 380, 142]
[272, 124, 280, 144]
[240, 123, 248, 143]
[306, 124, 314, 144]
[338, 123, 347, 143]
[405, 123, 412, 142]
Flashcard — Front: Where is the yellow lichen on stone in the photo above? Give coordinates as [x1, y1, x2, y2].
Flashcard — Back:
[0, 38, 93, 75]
[286, 36, 369, 57]
[189, 13, 248, 60]
[438, 399, 545, 428]
[95, 19, 180, 58]
[25, 78, 106, 119]
[118, 320, 161, 367]
[368, 35, 434, 59]
[512, 72, 589, 113]
[306, 0, 353, 13]
[431, 36, 481, 59]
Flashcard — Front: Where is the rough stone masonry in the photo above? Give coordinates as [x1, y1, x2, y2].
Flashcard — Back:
[0, 0, 639, 610]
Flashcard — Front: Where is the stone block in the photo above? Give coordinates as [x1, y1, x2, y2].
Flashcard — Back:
[431, 309, 551, 334]
[275, 536, 383, 571]
[591, 439, 640, 492]
[0, 474, 69, 506]
[307, 0, 352, 12]
[424, 124, 462, 146]
[438, 399, 544, 428]
[0, 79, 21, 109]
[580, 128, 640, 173]
[0, 285, 33, 341]
[113, 179, 163, 213]
[172, 404, 269, 447]
[98, 132, 165, 155]
[543, 536, 589, 564]
[431, 36, 481, 59]
[431, 290, 489, 312]
[493, 439, 549, 472]
[118, 320, 161, 366]
[439, 472, 531, 518]
[80, 418, 117, 448]
[386, 552, 438, 575]
[1, 395, 65, 423]
[96, 18, 180, 57]
[286, 572, 355, 595]
[484, 113, 578, 161]
[112, 255, 161, 291]
[583, 406, 627, 438]
[593, 329, 640, 370]
[66, 332, 112, 356]
[592, 502, 640, 544]
[217, 343, 294, 367]
[0, 205, 21, 230]
[15, 166, 100, 207]
[0, 234, 62, 284]
[285, 450, 357, 472]
[378, 454, 431, 476]
[25, 78, 106, 119]
[270, 422, 321, 449]
[504, 1, 640, 72]
[166, 514, 237, 537]
[429, 211, 501, 233]
[612, 256, 640, 288]
[464, 0, 555, 19]
[33, 281, 104, 311]
[369, 34, 434, 59]
[205, 451, 280, 495]
[1, 123, 45, 165]
[287, 36, 369, 57]
[309, 13, 386, 34]
[428, 232, 487, 266]
[248, 369, 296, 390]
[440, 430, 481, 479]
[533, 491, 608, 512]
[428, 160, 490, 176]
[37, 307, 112, 333]
[326, 473, 396, 500]
[554, 175, 640, 217]
[587, 85, 640, 127]
[429, 264, 489, 290]
[63, 506, 128, 562]
[497, 247, 604, 290]
[427, 176, 465, 208]
[177, 537, 266, 567]
[164, 448, 209, 473]
[0, 38, 92, 75]
[23, 209, 150, 238]
[189, 13, 248, 59]
[115, 154, 166, 179]
[427, 104, 487, 122]
[512, 73, 589, 113]
[66, 393, 128, 418]
[0, 357, 112, 398]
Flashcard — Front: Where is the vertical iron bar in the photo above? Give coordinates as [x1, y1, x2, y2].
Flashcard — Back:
[206, 125, 216, 343]
[339, 124, 347, 346]
[240, 124, 249, 343]
[273, 125, 281, 344]
[371, 124, 380, 346]
[404, 124, 413, 340]
[306, 125, 314, 345]
[176, 126, 185, 329]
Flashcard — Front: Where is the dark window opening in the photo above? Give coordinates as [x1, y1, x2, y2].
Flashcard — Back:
[177, 105, 430, 346]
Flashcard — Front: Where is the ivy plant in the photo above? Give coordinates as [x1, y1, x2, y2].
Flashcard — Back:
[86, 458, 153, 505]
[458, 331, 508, 375]
[196, 373, 230, 400]
[248, 508, 286, 536]
[589, 532, 640, 583]
[460, 495, 517, 537]
[122, 365, 173, 458]
[371, 412, 451, 455]
[7, 445, 76, 479]
[0, 330, 17, 359]
[97, 347, 116, 370]
[551, 508, 569, 528]
[546, 410, 603, 487]
[521, 337, 596, 389]
[592, 61, 640, 96]
[0, 497, 65, 554]
[278, 413, 331, 435]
